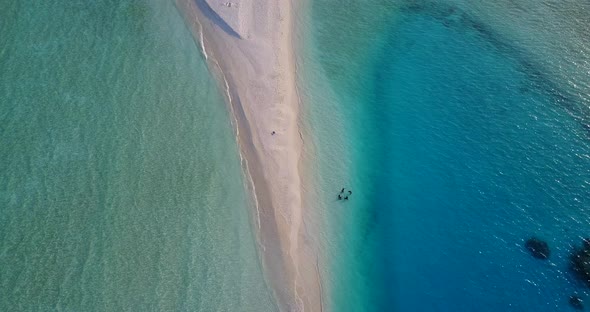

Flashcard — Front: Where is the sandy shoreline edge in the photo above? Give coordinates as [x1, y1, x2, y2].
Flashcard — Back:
[175, 0, 323, 311]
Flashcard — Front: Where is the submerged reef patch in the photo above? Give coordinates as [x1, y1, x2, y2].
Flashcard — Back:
[524, 237, 550, 260]
[571, 238, 590, 286]
[570, 295, 584, 310]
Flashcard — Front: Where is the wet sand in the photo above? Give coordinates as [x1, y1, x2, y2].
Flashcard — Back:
[176, 0, 323, 311]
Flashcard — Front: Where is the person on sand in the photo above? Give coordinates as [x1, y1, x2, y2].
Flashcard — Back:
[271, 131, 276, 135]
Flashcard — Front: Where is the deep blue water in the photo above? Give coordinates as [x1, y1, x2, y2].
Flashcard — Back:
[368, 9, 590, 312]
[308, 2, 590, 311]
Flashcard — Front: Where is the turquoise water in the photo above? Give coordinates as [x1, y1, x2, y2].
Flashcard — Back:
[0, 1, 275, 311]
[303, 0, 590, 311]
[4, 0, 590, 310]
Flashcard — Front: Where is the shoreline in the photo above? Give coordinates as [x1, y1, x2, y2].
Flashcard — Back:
[175, 0, 323, 311]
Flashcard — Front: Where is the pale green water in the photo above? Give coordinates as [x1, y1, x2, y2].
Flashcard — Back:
[0, 1, 275, 311]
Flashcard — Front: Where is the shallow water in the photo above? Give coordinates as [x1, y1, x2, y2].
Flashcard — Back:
[302, 0, 590, 311]
[0, 1, 275, 311]
[4, 0, 590, 310]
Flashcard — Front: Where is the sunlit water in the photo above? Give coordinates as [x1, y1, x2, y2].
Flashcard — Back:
[4, 0, 590, 311]
[301, 0, 590, 311]
[0, 1, 275, 310]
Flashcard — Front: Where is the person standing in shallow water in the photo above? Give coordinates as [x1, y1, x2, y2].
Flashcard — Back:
[337, 188, 351, 200]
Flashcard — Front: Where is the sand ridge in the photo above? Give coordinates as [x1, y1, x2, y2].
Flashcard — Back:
[176, 0, 323, 311]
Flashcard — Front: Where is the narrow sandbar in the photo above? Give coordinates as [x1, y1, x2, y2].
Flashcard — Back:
[176, 0, 323, 310]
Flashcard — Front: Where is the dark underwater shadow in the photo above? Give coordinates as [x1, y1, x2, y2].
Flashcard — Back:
[361, 1, 590, 309]
[398, 0, 590, 137]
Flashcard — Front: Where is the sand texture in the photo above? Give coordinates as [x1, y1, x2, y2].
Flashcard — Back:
[176, 0, 323, 311]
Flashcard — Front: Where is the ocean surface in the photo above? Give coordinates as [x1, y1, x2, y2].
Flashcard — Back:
[3, 0, 590, 311]
[0, 1, 275, 311]
[301, 0, 590, 311]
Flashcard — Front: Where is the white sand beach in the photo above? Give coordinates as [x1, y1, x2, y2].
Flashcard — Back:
[176, 0, 322, 311]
